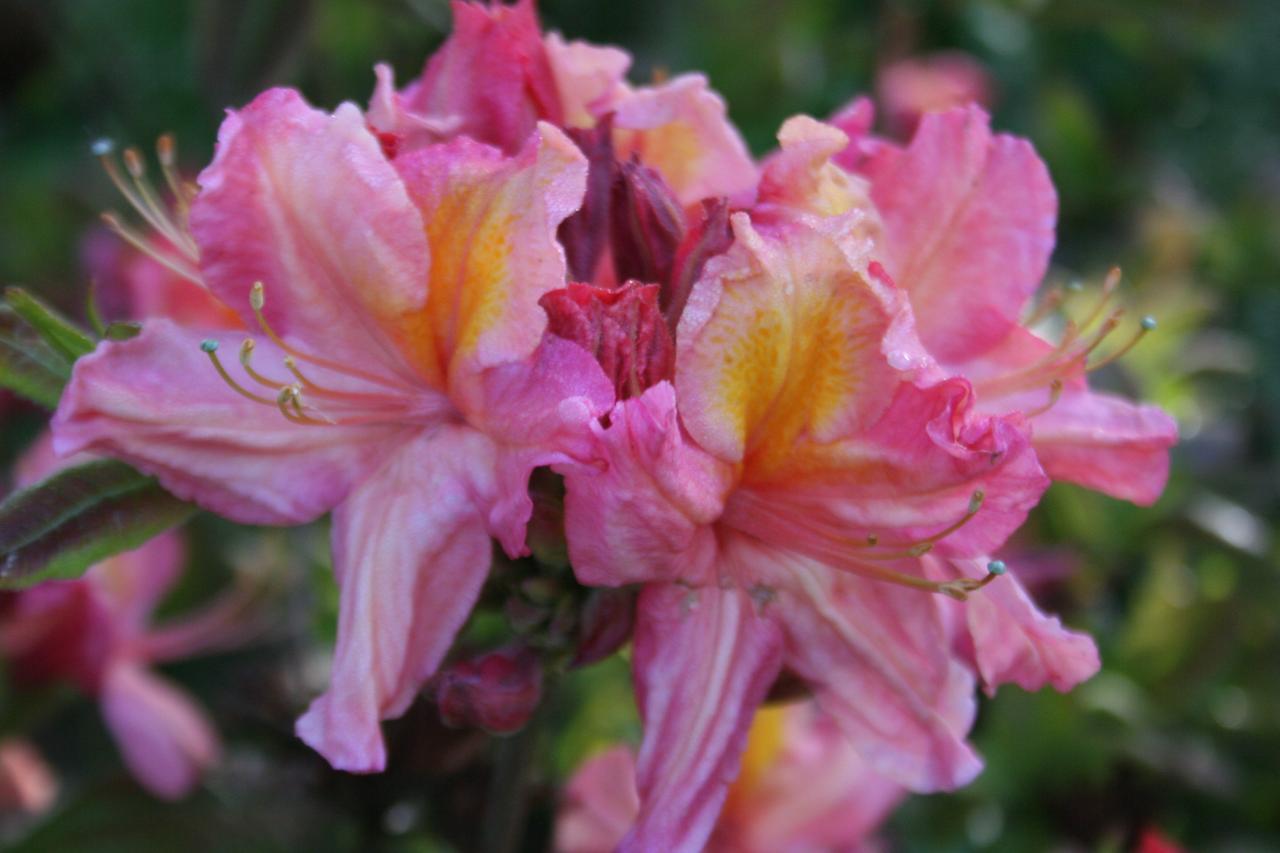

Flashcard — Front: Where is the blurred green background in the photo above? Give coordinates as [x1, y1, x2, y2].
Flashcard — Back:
[1, 0, 1277, 850]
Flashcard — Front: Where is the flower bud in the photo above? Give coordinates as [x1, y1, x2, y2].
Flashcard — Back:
[434, 646, 543, 734]
[572, 588, 636, 667]
[557, 119, 616, 282]
[610, 158, 686, 288]
[665, 197, 733, 328]
[540, 281, 675, 400]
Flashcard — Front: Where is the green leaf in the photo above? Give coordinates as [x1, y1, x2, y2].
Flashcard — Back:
[103, 321, 142, 341]
[0, 305, 69, 409]
[4, 286, 96, 362]
[0, 459, 195, 590]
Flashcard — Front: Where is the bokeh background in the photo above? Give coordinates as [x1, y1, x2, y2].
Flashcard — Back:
[1, 0, 1277, 850]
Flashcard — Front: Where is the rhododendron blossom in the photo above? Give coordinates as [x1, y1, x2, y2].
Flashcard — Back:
[52, 88, 612, 771]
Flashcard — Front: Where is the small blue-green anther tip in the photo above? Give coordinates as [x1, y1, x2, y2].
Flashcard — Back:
[987, 559, 1007, 575]
[91, 138, 113, 156]
[200, 339, 219, 353]
[1140, 315, 1157, 331]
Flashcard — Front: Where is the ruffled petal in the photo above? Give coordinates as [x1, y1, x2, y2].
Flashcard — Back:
[560, 383, 733, 587]
[622, 583, 784, 853]
[52, 320, 396, 525]
[928, 557, 1100, 694]
[191, 88, 432, 386]
[544, 31, 631, 128]
[394, 123, 586, 383]
[294, 426, 495, 772]
[99, 660, 220, 800]
[723, 379, 1049, 565]
[1028, 388, 1177, 505]
[864, 105, 1057, 363]
[766, 550, 982, 791]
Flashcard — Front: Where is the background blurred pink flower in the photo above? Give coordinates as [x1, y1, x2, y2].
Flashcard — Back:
[876, 52, 994, 139]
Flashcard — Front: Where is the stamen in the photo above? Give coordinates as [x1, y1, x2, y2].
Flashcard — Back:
[101, 212, 204, 285]
[247, 282, 406, 391]
[934, 560, 1007, 602]
[1086, 315, 1156, 371]
[1023, 286, 1064, 328]
[155, 133, 195, 219]
[238, 339, 291, 390]
[275, 384, 333, 426]
[858, 490, 985, 561]
[201, 340, 277, 405]
[1025, 379, 1065, 418]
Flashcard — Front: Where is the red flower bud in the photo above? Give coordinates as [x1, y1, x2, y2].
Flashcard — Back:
[666, 197, 733, 328]
[540, 281, 675, 400]
[558, 119, 616, 282]
[434, 646, 543, 734]
[610, 158, 686, 288]
[572, 587, 636, 667]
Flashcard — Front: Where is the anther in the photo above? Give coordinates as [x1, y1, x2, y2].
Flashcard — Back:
[200, 339, 219, 353]
[1140, 315, 1157, 331]
[987, 559, 1007, 575]
[91, 138, 114, 157]
[1085, 315, 1157, 371]
[123, 147, 146, 179]
[202, 340, 276, 405]
[250, 281, 265, 311]
[1025, 379, 1064, 418]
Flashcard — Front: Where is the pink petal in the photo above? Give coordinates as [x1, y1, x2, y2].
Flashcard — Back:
[393, 123, 587, 383]
[756, 116, 878, 232]
[877, 52, 994, 138]
[731, 703, 905, 852]
[53, 320, 396, 525]
[928, 557, 1100, 694]
[544, 32, 631, 129]
[555, 746, 640, 853]
[768, 551, 982, 791]
[560, 383, 733, 587]
[623, 583, 784, 853]
[864, 105, 1057, 363]
[0, 739, 58, 815]
[295, 426, 495, 772]
[1028, 388, 1177, 505]
[396, 0, 561, 153]
[610, 74, 758, 207]
[191, 88, 433, 387]
[723, 380, 1049, 565]
[100, 661, 220, 800]
[676, 214, 905, 466]
[89, 532, 185, 630]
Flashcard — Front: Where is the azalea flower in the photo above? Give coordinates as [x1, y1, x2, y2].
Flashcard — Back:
[556, 701, 904, 853]
[52, 88, 612, 772]
[557, 173, 1049, 848]
[875, 52, 994, 138]
[0, 434, 255, 800]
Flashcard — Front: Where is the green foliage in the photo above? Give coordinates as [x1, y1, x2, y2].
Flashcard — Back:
[0, 304, 69, 408]
[0, 459, 194, 589]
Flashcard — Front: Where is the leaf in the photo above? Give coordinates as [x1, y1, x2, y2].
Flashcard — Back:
[103, 321, 142, 341]
[0, 459, 195, 590]
[4, 286, 96, 362]
[0, 305, 69, 409]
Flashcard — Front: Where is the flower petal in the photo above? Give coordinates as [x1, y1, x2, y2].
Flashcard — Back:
[394, 123, 587, 382]
[676, 214, 905, 468]
[864, 105, 1057, 363]
[100, 661, 220, 800]
[52, 320, 395, 525]
[556, 746, 641, 853]
[191, 88, 432, 386]
[544, 31, 632, 129]
[610, 74, 758, 207]
[294, 426, 495, 772]
[1028, 388, 1177, 505]
[929, 557, 1100, 694]
[623, 583, 784, 853]
[769, 552, 982, 791]
[560, 383, 733, 587]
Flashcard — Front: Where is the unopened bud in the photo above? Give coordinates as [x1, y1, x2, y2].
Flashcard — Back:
[573, 588, 636, 667]
[434, 646, 542, 734]
[540, 281, 675, 400]
[665, 197, 733, 329]
[557, 118, 616, 282]
[610, 158, 686, 288]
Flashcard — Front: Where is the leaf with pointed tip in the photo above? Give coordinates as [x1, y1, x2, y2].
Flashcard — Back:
[0, 305, 69, 409]
[5, 287, 96, 362]
[0, 460, 195, 590]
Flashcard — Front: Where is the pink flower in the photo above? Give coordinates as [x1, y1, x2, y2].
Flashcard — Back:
[53, 88, 612, 772]
[368, 0, 757, 207]
[556, 701, 904, 853]
[876, 52, 994, 139]
[558, 173, 1050, 848]
[0, 437, 241, 800]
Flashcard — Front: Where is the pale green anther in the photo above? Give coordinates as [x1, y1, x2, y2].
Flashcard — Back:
[91, 138, 114, 156]
[987, 559, 1007, 575]
[1140, 315, 1157, 331]
[200, 339, 219, 353]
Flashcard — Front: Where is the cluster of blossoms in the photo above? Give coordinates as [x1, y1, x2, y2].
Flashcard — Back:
[6, 0, 1176, 847]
